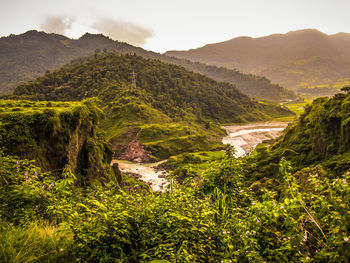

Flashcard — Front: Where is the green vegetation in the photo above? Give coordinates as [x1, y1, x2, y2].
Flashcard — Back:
[1, 31, 349, 262]
[166, 29, 350, 95]
[11, 53, 293, 159]
[245, 93, 350, 182]
[0, 99, 115, 184]
[341, 86, 350, 94]
[13, 53, 291, 123]
[0, 30, 296, 101]
[284, 99, 313, 116]
[0, 148, 349, 262]
[165, 151, 226, 182]
[297, 79, 350, 99]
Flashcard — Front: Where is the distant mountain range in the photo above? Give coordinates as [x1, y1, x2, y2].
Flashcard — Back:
[0, 30, 295, 101]
[166, 29, 350, 94]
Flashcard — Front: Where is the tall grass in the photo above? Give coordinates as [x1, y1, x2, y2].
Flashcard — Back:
[0, 222, 74, 263]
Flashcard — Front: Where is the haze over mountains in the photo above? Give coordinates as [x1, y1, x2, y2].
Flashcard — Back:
[166, 29, 350, 94]
[0, 30, 295, 101]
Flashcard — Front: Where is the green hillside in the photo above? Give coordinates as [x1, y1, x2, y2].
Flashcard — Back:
[246, 93, 350, 182]
[166, 29, 350, 94]
[0, 94, 348, 262]
[11, 53, 293, 159]
[0, 99, 115, 185]
[0, 30, 296, 101]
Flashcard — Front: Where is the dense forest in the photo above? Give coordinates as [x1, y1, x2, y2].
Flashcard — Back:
[0, 30, 296, 101]
[0, 93, 349, 262]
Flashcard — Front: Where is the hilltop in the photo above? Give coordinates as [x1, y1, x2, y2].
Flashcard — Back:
[11, 53, 293, 159]
[0, 30, 295, 101]
[166, 29, 350, 95]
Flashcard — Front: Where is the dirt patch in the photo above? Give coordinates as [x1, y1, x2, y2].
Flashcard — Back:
[119, 139, 152, 163]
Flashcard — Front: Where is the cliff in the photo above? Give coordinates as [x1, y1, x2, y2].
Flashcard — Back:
[0, 99, 115, 185]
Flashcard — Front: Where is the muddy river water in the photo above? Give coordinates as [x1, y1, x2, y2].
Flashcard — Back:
[112, 122, 289, 191]
[222, 122, 289, 157]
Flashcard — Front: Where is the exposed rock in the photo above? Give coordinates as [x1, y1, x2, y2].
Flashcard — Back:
[158, 172, 168, 178]
[119, 139, 152, 163]
[109, 127, 140, 159]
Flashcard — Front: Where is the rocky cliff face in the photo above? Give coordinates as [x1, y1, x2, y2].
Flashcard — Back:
[0, 99, 115, 185]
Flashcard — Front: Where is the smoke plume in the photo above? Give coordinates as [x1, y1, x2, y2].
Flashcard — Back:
[40, 16, 74, 35]
[92, 18, 153, 46]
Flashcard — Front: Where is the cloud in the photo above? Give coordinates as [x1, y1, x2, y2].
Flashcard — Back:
[92, 18, 153, 46]
[40, 16, 74, 35]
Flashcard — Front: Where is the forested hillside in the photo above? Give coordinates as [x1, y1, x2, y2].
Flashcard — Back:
[245, 93, 350, 182]
[13, 53, 292, 122]
[0, 30, 295, 101]
[11, 53, 293, 159]
[166, 29, 350, 94]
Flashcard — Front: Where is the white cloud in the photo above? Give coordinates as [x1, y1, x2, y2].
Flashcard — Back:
[92, 18, 153, 46]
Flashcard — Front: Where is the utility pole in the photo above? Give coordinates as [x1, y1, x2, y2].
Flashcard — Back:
[130, 69, 136, 91]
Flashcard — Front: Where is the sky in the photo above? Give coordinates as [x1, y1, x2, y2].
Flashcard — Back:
[0, 0, 349, 53]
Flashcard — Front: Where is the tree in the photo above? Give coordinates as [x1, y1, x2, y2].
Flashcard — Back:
[341, 86, 350, 94]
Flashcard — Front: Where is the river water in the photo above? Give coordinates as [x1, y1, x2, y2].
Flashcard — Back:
[222, 122, 288, 157]
[111, 159, 169, 191]
[112, 122, 288, 191]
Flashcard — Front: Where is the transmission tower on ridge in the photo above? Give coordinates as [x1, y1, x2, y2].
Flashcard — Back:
[130, 69, 137, 91]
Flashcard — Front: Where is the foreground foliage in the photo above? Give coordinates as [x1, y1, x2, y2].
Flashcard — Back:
[0, 149, 349, 262]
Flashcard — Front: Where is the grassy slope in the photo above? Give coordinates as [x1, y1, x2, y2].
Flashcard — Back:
[11, 54, 293, 159]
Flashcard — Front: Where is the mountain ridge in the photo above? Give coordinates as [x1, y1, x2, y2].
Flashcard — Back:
[0, 30, 296, 101]
[166, 29, 350, 93]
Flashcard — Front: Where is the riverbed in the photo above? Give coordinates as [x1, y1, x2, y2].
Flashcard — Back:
[112, 122, 288, 191]
[111, 159, 169, 191]
[222, 122, 288, 157]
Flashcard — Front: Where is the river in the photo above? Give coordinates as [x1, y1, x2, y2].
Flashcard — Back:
[111, 159, 169, 191]
[222, 122, 288, 157]
[112, 122, 288, 191]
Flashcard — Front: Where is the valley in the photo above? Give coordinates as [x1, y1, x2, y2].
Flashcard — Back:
[0, 13, 349, 261]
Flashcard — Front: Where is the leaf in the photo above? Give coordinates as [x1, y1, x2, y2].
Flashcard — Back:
[284, 198, 290, 205]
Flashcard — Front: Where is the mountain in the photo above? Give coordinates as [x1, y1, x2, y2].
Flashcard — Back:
[11, 53, 293, 159]
[0, 30, 296, 101]
[166, 29, 350, 94]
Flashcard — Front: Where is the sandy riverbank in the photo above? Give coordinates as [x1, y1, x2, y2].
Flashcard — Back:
[222, 122, 289, 157]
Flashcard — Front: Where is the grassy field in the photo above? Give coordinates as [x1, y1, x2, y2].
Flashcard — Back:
[274, 99, 313, 122]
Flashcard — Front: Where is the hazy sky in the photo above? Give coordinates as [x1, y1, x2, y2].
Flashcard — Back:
[0, 0, 349, 52]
